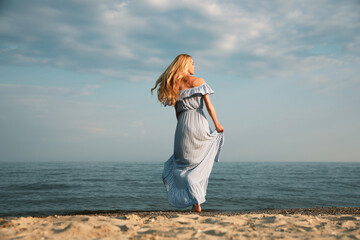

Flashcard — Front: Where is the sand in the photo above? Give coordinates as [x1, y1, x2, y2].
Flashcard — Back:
[1, 207, 359, 239]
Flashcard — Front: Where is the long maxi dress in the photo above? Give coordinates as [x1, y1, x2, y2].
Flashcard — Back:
[162, 83, 224, 208]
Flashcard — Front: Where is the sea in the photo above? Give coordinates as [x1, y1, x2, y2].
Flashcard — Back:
[0, 161, 359, 217]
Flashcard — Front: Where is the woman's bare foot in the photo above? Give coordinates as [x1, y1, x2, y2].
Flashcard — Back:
[192, 203, 201, 212]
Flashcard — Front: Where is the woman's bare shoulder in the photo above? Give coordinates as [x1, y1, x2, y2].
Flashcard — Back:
[190, 76, 206, 87]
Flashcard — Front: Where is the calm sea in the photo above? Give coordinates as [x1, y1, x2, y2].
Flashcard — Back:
[0, 161, 359, 217]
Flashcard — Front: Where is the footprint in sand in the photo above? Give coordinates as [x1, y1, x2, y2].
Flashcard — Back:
[202, 218, 218, 224]
[117, 225, 129, 232]
[261, 216, 276, 224]
[293, 225, 314, 232]
[138, 229, 157, 235]
[203, 229, 226, 236]
[175, 226, 196, 234]
[172, 216, 192, 225]
[338, 216, 357, 221]
[315, 222, 327, 229]
[52, 223, 72, 233]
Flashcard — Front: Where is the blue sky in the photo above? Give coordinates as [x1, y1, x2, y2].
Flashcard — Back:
[1, 0, 359, 162]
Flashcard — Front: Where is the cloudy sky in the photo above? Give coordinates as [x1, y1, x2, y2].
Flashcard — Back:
[1, 0, 359, 162]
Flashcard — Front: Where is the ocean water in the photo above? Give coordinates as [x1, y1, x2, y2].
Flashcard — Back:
[0, 161, 359, 217]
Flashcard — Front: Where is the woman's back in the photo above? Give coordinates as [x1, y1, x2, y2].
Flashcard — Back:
[175, 83, 214, 113]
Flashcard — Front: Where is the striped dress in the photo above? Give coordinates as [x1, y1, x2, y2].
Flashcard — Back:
[162, 83, 224, 208]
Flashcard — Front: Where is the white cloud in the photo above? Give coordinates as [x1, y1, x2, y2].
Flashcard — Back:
[12, 54, 51, 64]
[146, 0, 171, 10]
[217, 34, 237, 51]
[78, 84, 101, 96]
[0, 0, 359, 92]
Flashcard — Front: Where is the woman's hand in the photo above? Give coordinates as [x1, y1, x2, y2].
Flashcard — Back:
[215, 123, 224, 133]
[204, 94, 224, 133]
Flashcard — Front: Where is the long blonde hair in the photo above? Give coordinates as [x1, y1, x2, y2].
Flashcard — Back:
[151, 54, 192, 106]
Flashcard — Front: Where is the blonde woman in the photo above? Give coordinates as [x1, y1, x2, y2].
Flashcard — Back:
[151, 54, 224, 212]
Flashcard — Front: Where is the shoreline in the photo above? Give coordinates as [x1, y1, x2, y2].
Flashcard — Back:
[63, 206, 360, 217]
[2, 206, 359, 218]
[1, 207, 359, 239]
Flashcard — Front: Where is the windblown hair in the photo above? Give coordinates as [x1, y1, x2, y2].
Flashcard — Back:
[151, 54, 192, 106]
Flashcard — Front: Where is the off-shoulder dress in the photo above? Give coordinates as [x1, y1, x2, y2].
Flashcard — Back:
[162, 83, 224, 208]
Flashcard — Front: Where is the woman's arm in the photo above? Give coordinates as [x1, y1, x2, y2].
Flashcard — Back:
[203, 94, 224, 132]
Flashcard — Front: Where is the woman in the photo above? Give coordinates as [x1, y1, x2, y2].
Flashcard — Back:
[151, 54, 224, 212]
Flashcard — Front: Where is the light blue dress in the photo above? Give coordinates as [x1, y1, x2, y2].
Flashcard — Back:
[162, 83, 224, 208]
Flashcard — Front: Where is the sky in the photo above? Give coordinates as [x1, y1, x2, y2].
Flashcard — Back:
[0, 0, 359, 162]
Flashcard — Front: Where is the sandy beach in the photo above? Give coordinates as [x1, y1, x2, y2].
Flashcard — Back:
[1, 207, 359, 239]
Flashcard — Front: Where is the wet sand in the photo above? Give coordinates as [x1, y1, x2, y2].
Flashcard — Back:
[1, 207, 359, 239]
